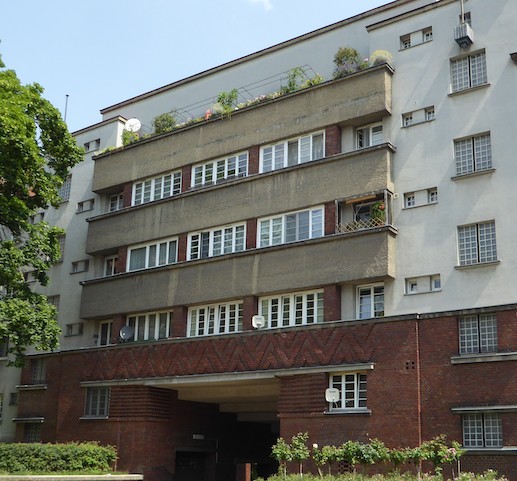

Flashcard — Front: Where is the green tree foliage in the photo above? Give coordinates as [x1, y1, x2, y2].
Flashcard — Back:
[0, 55, 83, 366]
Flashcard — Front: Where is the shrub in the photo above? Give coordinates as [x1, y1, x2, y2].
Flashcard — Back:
[370, 50, 393, 66]
[122, 129, 139, 146]
[152, 112, 176, 135]
[333, 47, 363, 78]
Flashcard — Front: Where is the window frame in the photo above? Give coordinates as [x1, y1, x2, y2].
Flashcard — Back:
[259, 131, 325, 173]
[98, 321, 112, 346]
[451, 50, 488, 93]
[132, 171, 182, 206]
[356, 123, 383, 149]
[188, 223, 246, 261]
[457, 221, 497, 267]
[127, 237, 178, 271]
[192, 152, 248, 188]
[462, 413, 503, 448]
[328, 372, 368, 412]
[357, 284, 384, 319]
[84, 387, 110, 418]
[104, 255, 118, 276]
[459, 314, 497, 355]
[126, 310, 172, 341]
[188, 302, 243, 337]
[109, 193, 124, 212]
[454, 133, 492, 177]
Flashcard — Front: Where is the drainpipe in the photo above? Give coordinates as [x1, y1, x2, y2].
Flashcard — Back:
[415, 317, 423, 447]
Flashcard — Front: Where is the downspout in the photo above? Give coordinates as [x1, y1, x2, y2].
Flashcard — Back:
[415, 316, 423, 447]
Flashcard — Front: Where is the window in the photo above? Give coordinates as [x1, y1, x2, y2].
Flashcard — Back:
[31, 359, 46, 384]
[24, 423, 42, 443]
[98, 321, 112, 346]
[259, 207, 323, 248]
[405, 274, 441, 295]
[109, 193, 124, 212]
[188, 224, 245, 260]
[104, 255, 119, 276]
[58, 175, 72, 202]
[423, 27, 433, 42]
[188, 302, 243, 337]
[77, 199, 94, 213]
[454, 133, 492, 176]
[47, 295, 60, 310]
[425, 107, 435, 121]
[84, 139, 101, 152]
[460, 11, 472, 26]
[192, 152, 248, 187]
[127, 311, 172, 341]
[459, 314, 497, 355]
[400, 35, 411, 49]
[71, 260, 89, 273]
[404, 193, 416, 208]
[0, 337, 8, 358]
[329, 373, 367, 410]
[402, 113, 413, 127]
[406, 279, 418, 294]
[84, 387, 109, 417]
[29, 212, 45, 224]
[57, 236, 65, 262]
[402, 106, 435, 126]
[128, 238, 178, 271]
[357, 284, 384, 319]
[458, 221, 497, 266]
[9, 393, 18, 406]
[259, 291, 323, 328]
[132, 171, 181, 206]
[260, 131, 324, 173]
[65, 322, 84, 337]
[431, 275, 441, 291]
[427, 188, 438, 203]
[463, 413, 502, 448]
[451, 51, 488, 93]
[356, 124, 383, 148]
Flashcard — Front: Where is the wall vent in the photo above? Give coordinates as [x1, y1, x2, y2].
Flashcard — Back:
[454, 23, 474, 48]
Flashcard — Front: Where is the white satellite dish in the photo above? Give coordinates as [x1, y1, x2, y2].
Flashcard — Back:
[119, 325, 134, 340]
[124, 118, 141, 132]
[325, 388, 340, 403]
[252, 315, 266, 329]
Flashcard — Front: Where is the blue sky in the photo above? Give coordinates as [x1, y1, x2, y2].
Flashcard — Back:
[1, 0, 390, 132]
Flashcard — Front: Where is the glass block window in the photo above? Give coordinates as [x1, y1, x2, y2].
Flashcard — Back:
[451, 51, 488, 93]
[455, 133, 492, 176]
[459, 314, 497, 355]
[458, 221, 497, 266]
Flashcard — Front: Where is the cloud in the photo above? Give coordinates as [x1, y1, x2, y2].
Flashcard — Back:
[249, 0, 273, 11]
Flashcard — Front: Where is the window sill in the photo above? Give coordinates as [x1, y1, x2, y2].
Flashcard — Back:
[401, 118, 435, 128]
[399, 40, 433, 52]
[325, 408, 371, 415]
[17, 384, 47, 391]
[455, 260, 500, 270]
[462, 447, 517, 455]
[402, 201, 438, 210]
[448, 83, 491, 97]
[451, 168, 495, 181]
[451, 351, 517, 364]
[404, 290, 441, 296]
[80, 416, 109, 421]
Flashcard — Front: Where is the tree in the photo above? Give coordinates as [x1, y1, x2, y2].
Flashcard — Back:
[0, 55, 83, 366]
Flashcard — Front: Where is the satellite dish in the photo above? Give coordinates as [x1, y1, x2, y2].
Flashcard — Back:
[124, 118, 141, 132]
[252, 315, 266, 329]
[119, 325, 134, 340]
[325, 388, 340, 403]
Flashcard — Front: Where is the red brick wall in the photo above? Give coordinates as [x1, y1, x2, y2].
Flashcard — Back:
[248, 146, 260, 175]
[115, 246, 127, 274]
[324, 202, 337, 235]
[325, 125, 341, 156]
[323, 285, 341, 322]
[122, 183, 132, 208]
[181, 165, 191, 192]
[246, 219, 257, 250]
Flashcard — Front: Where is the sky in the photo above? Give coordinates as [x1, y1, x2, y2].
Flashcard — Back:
[1, 0, 391, 133]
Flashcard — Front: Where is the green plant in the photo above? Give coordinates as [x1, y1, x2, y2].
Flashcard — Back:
[333, 47, 362, 78]
[152, 111, 176, 135]
[370, 50, 393, 66]
[213, 88, 239, 119]
[272, 436, 294, 480]
[122, 129, 139, 146]
[291, 432, 310, 478]
[371, 201, 386, 222]
[280, 66, 306, 94]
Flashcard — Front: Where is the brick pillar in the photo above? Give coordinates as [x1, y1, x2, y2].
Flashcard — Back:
[323, 285, 341, 322]
[325, 125, 342, 156]
[182, 165, 191, 192]
[112, 314, 126, 343]
[246, 219, 257, 250]
[177, 233, 188, 262]
[248, 146, 260, 174]
[122, 182, 132, 208]
[242, 296, 259, 331]
[324, 202, 337, 235]
[116, 246, 128, 273]
[172, 306, 188, 338]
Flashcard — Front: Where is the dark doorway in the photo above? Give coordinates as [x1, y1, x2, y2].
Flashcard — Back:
[175, 451, 207, 481]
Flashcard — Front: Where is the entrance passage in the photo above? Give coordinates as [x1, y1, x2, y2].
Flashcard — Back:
[175, 451, 207, 481]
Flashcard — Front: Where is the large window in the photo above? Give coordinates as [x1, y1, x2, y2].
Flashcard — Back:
[463, 413, 502, 448]
[356, 124, 383, 148]
[192, 152, 248, 187]
[357, 284, 384, 319]
[259, 290, 323, 328]
[259, 207, 323, 248]
[31, 359, 46, 384]
[329, 372, 367, 411]
[132, 171, 181, 206]
[454, 133, 492, 176]
[459, 314, 497, 355]
[457, 221, 497, 266]
[128, 238, 178, 271]
[188, 223, 245, 260]
[24, 423, 41, 443]
[127, 311, 172, 341]
[451, 50, 488, 93]
[188, 302, 243, 337]
[260, 131, 324, 173]
[84, 387, 109, 417]
[58, 175, 72, 202]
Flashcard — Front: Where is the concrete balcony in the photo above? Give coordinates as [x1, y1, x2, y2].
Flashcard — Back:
[91, 64, 393, 193]
[80, 228, 396, 320]
[86, 145, 395, 255]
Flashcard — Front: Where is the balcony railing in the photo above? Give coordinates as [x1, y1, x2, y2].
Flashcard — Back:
[337, 216, 386, 233]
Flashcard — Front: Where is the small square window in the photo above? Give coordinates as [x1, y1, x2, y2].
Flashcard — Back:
[406, 279, 418, 294]
[404, 193, 416, 208]
[71, 260, 89, 274]
[403, 114, 413, 127]
[65, 322, 84, 337]
[423, 28, 433, 42]
[85, 387, 110, 417]
[400, 35, 411, 49]
[428, 188, 438, 203]
[425, 107, 435, 121]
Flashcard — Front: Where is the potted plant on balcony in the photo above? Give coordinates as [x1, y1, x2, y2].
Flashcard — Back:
[371, 201, 386, 225]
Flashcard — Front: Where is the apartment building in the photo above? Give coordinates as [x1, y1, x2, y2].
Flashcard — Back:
[4, 1, 517, 480]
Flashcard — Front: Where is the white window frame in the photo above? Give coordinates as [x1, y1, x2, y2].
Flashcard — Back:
[357, 284, 384, 319]
[328, 372, 368, 411]
[188, 302, 243, 337]
[127, 311, 172, 341]
[132, 171, 182, 206]
[127, 237, 178, 271]
[71, 260, 89, 273]
[403, 113, 413, 127]
[192, 152, 248, 187]
[404, 193, 416, 208]
[258, 207, 324, 248]
[457, 221, 497, 266]
[259, 290, 323, 328]
[188, 223, 246, 260]
[463, 413, 502, 448]
[425, 107, 435, 121]
[422, 27, 433, 42]
[77, 199, 95, 213]
[98, 321, 112, 346]
[104, 255, 118, 276]
[427, 188, 438, 204]
[356, 123, 383, 149]
[65, 322, 84, 337]
[109, 193, 124, 212]
[260, 131, 325, 173]
[451, 50, 488, 93]
[400, 34, 411, 49]
[459, 314, 497, 355]
[431, 275, 441, 291]
[84, 387, 109, 418]
[454, 133, 492, 176]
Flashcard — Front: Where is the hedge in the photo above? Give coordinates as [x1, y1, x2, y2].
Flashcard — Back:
[0, 442, 117, 474]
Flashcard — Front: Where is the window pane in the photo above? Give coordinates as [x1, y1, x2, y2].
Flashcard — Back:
[129, 247, 146, 270]
[312, 133, 324, 160]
